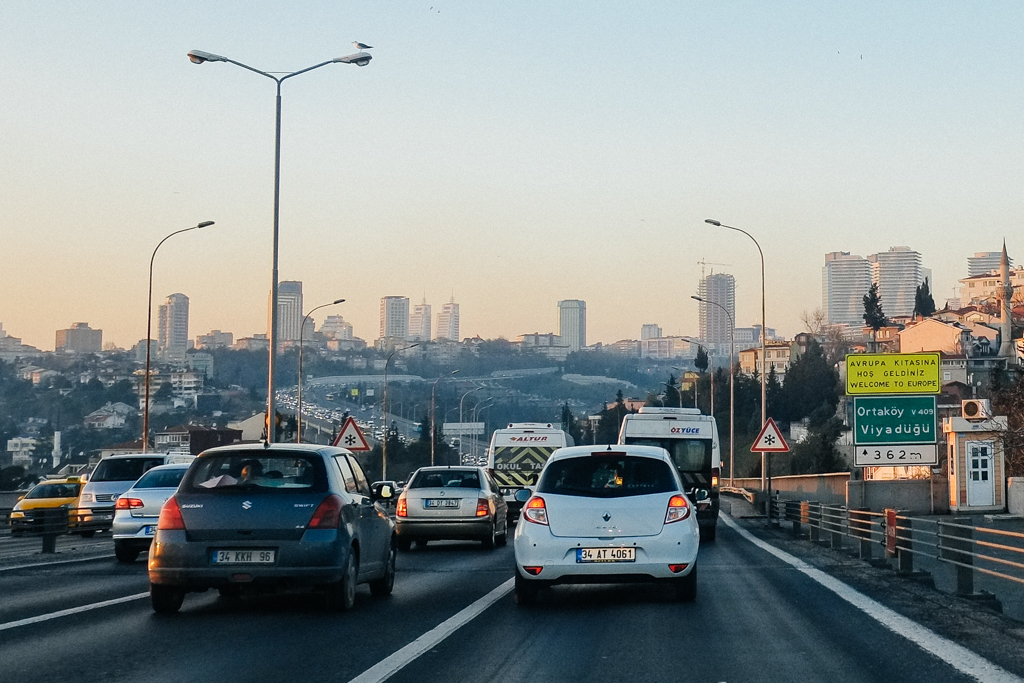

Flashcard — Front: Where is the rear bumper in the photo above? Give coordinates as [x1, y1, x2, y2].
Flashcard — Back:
[395, 518, 491, 541]
[112, 514, 159, 541]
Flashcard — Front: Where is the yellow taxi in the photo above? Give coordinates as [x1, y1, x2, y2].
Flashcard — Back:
[9, 477, 84, 536]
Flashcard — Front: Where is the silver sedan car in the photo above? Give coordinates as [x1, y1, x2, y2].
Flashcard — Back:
[112, 464, 190, 563]
[395, 466, 508, 550]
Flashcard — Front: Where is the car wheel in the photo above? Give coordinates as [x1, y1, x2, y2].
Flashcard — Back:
[482, 522, 497, 550]
[370, 540, 396, 597]
[80, 530, 96, 539]
[514, 569, 542, 606]
[327, 550, 358, 611]
[700, 525, 717, 543]
[114, 542, 139, 564]
[397, 537, 412, 552]
[150, 584, 185, 614]
[674, 566, 697, 603]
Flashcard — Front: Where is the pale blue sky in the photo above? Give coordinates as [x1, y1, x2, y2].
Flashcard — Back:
[2, 2, 1021, 350]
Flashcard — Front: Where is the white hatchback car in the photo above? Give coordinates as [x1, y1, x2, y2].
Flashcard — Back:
[513, 444, 700, 605]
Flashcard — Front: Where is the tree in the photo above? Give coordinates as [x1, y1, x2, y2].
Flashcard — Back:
[694, 346, 709, 373]
[863, 283, 888, 347]
[914, 278, 936, 318]
[781, 339, 839, 423]
[992, 368, 1024, 477]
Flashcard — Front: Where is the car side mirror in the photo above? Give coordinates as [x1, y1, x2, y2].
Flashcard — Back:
[17, 495, 25, 502]
[514, 489, 532, 504]
[371, 482, 394, 501]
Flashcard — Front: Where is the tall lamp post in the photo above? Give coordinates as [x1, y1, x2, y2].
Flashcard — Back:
[471, 398, 497, 461]
[705, 219, 767, 498]
[458, 384, 484, 463]
[431, 370, 460, 465]
[296, 298, 344, 443]
[143, 220, 214, 452]
[383, 343, 418, 479]
[187, 48, 372, 444]
[693, 296, 735, 486]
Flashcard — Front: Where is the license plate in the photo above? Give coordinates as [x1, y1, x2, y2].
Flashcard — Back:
[424, 499, 460, 508]
[577, 547, 636, 563]
[143, 526, 155, 536]
[212, 549, 276, 564]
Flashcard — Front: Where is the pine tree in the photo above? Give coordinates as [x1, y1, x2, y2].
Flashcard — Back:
[695, 346, 709, 373]
[863, 283, 888, 347]
[914, 278, 936, 318]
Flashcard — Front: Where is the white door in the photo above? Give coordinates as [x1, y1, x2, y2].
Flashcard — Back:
[966, 440, 995, 507]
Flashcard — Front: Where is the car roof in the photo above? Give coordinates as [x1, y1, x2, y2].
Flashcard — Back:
[547, 444, 672, 463]
[139, 463, 192, 471]
[414, 466, 481, 472]
[197, 443, 353, 458]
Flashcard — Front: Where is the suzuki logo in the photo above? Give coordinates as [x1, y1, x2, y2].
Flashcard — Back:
[602, 512, 611, 522]
[242, 500, 252, 510]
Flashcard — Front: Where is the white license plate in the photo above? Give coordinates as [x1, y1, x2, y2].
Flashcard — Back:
[212, 549, 276, 564]
[577, 547, 636, 563]
[425, 499, 460, 508]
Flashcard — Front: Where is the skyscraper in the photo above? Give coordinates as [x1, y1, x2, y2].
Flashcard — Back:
[558, 300, 587, 352]
[822, 252, 872, 326]
[277, 281, 303, 342]
[379, 296, 410, 340]
[55, 322, 102, 353]
[158, 293, 189, 361]
[435, 296, 460, 341]
[640, 324, 662, 340]
[409, 299, 432, 341]
[698, 274, 735, 350]
[969, 251, 1012, 277]
[868, 247, 925, 319]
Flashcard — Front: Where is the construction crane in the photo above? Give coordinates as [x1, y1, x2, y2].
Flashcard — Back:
[697, 258, 730, 281]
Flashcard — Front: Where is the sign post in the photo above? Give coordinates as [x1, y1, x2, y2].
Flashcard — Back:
[332, 416, 371, 452]
[751, 418, 790, 524]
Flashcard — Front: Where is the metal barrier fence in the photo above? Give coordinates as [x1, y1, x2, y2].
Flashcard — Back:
[766, 496, 1024, 599]
[1, 506, 111, 553]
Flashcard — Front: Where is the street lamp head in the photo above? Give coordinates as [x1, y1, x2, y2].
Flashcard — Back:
[196, 221, 215, 228]
[691, 295, 704, 302]
[332, 298, 346, 305]
[704, 219, 721, 226]
[187, 50, 227, 64]
[334, 51, 372, 67]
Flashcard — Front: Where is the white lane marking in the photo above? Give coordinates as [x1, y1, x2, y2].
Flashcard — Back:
[348, 578, 514, 683]
[0, 554, 115, 573]
[0, 592, 149, 632]
[721, 513, 1023, 683]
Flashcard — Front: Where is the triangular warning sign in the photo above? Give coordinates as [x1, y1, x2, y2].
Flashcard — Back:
[751, 417, 790, 453]
[332, 416, 371, 451]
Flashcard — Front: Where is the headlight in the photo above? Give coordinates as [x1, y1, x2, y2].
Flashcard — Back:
[11, 511, 25, 519]
[80, 493, 94, 503]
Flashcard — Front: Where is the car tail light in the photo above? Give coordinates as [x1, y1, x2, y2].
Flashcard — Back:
[396, 496, 408, 518]
[524, 496, 548, 526]
[157, 496, 185, 530]
[522, 566, 543, 576]
[308, 494, 343, 529]
[668, 563, 689, 573]
[116, 498, 143, 510]
[665, 495, 691, 524]
[711, 468, 720, 489]
[476, 498, 489, 517]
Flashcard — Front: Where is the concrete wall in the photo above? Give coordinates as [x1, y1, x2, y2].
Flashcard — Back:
[847, 478, 949, 515]
[732, 473, 850, 506]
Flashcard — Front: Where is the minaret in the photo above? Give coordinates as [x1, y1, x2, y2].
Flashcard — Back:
[998, 241, 1014, 357]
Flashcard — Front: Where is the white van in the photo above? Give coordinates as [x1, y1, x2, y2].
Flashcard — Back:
[618, 407, 721, 541]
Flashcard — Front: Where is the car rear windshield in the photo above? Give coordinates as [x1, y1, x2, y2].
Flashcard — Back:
[91, 458, 168, 482]
[27, 483, 80, 499]
[181, 453, 327, 493]
[537, 455, 677, 498]
[624, 438, 712, 472]
[133, 468, 187, 489]
[410, 470, 480, 489]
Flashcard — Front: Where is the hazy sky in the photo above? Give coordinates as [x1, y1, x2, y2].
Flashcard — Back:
[2, 2, 1021, 351]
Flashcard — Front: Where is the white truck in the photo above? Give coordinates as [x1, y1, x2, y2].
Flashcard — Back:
[487, 423, 574, 522]
[618, 407, 722, 541]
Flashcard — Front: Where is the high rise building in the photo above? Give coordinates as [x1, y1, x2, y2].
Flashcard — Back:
[558, 299, 587, 352]
[409, 299, 432, 341]
[435, 296, 460, 341]
[697, 274, 735, 351]
[822, 252, 873, 326]
[158, 294, 189, 361]
[320, 315, 354, 341]
[379, 296, 410, 340]
[277, 281, 303, 342]
[868, 247, 925, 319]
[968, 251, 1012, 277]
[55, 322, 102, 353]
[640, 324, 662, 340]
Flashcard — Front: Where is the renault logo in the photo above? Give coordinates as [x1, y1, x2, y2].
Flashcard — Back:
[242, 500, 252, 510]
[602, 512, 611, 522]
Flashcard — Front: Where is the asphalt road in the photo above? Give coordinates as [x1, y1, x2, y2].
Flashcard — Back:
[1, 504, 1022, 683]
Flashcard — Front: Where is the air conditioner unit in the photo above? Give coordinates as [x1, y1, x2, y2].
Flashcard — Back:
[962, 399, 992, 420]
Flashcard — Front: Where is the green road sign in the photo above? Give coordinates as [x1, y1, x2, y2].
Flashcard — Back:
[853, 395, 937, 445]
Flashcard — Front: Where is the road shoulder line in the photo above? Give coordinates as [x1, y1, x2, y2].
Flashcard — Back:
[721, 513, 1022, 683]
[347, 577, 514, 683]
[0, 592, 149, 632]
[0, 554, 116, 573]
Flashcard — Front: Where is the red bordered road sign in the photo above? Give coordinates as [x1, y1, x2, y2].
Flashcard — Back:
[750, 417, 790, 453]
[332, 416, 371, 451]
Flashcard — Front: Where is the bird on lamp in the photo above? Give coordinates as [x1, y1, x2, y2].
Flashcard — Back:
[353, 41, 373, 50]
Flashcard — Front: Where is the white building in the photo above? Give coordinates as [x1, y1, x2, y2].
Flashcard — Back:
[823, 251, 873, 326]
[158, 294, 189, 362]
[379, 296, 410, 340]
[277, 281, 304, 342]
[968, 251, 1012, 277]
[320, 315, 354, 341]
[409, 299, 432, 341]
[640, 337, 696, 360]
[868, 247, 928, 319]
[640, 324, 662, 340]
[558, 299, 587, 353]
[698, 273, 735, 354]
[195, 330, 233, 349]
[435, 297, 460, 341]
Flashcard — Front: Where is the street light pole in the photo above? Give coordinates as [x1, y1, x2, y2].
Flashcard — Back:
[458, 384, 484, 464]
[297, 298, 344, 443]
[383, 343, 418, 479]
[705, 219, 767, 499]
[693, 296, 735, 487]
[143, 220, 214, 453]
[431, 370, 459, 465]
[187, 48, 372, 444]
[472, 398, 496, 461]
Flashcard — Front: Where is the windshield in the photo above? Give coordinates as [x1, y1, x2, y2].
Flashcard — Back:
[410, 470, 480, 489]
[181, 453, 327, 493]
[133, 468, 187, 489]
[625, 438, 712, 472]
[91, 458, 167, 482]
[537, 455, 678, 498]
[27, 483, 81, 499]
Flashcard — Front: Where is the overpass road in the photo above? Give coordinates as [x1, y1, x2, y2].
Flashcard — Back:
[2, 500, 1023, 683]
